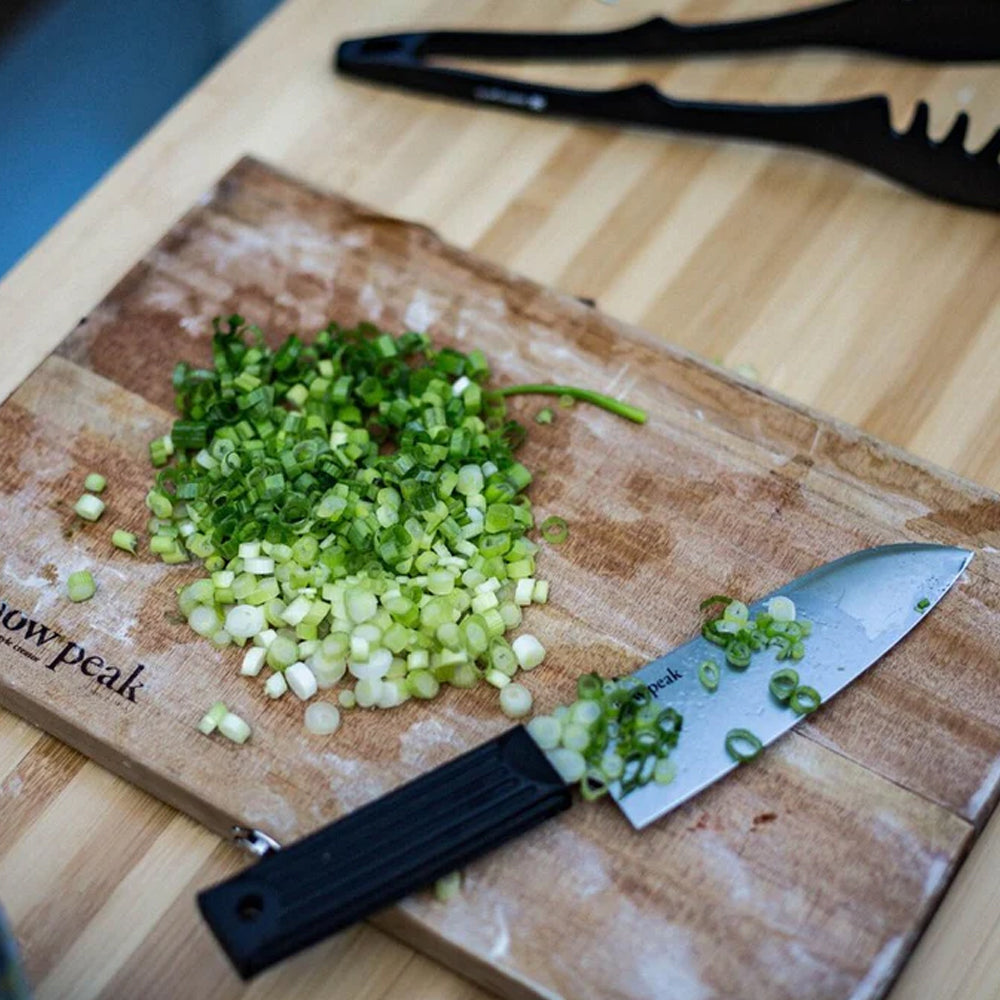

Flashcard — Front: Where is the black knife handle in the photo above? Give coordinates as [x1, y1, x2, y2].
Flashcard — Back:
[197, 726, 571, 978]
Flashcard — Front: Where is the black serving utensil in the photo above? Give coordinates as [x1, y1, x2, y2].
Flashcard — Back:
[335, 3, 1000, 213]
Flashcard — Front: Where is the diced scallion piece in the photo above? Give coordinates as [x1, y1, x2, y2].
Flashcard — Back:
[540, 516, 568, 545]
[198, 701, 228, 735]
[66, 569, 96, 603]
[84, 473, 107, 493]
[112, 530, 138, 554]
[74, 494, 105, 522]
[511, 634, 545, 670]
[499, 681, 532, 718]
[434, 870, 462, 902]
[218, 711, 251, 744]
[304, 702, 341, 735]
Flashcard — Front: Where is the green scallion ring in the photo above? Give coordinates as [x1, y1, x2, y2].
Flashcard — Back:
[698, 659, 720, 692]
[725, 728, 763, 763]
[789, 685, 821, 715]
[540, 516, 569, 545]
[768, 667, 799, 702]
[725, 640, 752, 670]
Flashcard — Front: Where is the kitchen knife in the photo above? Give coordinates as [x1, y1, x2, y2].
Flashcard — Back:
[198, 542, 972, 977]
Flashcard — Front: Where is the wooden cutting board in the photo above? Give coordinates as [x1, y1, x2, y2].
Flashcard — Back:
[2, 157, 1000, 1000]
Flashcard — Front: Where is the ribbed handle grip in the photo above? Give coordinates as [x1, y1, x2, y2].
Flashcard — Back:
[198, 726, 571, 978]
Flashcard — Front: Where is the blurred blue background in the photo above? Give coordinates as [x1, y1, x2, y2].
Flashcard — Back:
[0, 0, 282, 280]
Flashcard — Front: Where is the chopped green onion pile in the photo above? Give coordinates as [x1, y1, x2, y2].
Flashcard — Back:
[141, 316, 646, 724]
[526, 673, 682, 800]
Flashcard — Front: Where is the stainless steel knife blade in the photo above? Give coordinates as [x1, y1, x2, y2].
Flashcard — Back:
[616, 542, 973, 828]
[198, 542, 973, 978]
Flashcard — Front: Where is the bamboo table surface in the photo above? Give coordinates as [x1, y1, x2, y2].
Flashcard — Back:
[1, 1, 999, 998]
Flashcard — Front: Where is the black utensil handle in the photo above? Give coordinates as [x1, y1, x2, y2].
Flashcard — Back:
[198, 726, 570, 979]
[337, 6, 1000, 67]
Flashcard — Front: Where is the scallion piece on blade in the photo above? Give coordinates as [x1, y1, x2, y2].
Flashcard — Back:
[84, 473, 107, 493]
[74, 494, 105, 522]
[789, 685, 821, 715]
[540, 516, 569, 545]
[218, 711, 251, 744]
[698, 659, 720, 692]
[725, 728, 763, 763]
[769, 668, 799, 703]
[653, 757, 677, 785]
[111, 529, 138, 554]
[498, 384, 646, 424]
[434, 871, 462, 902]
[197, 701, 228, 735]
[916, 597, 930, 612]
[66, 570, 96, 603]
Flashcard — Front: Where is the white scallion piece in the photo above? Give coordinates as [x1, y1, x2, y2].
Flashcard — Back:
[376, 679, 407, 709]
[304, 702, 341, 735]
[218, 711, 251, 744]
[569, 699, 602, 727]
[286, 661, 318, 701]
[767, 595, 796, 622]
[434, 870, 462, 902]
[241, 647, 267, 677]
[243, 556, 276, 575]
[511, 634, 545, 670]
[514, 578, 535, 606]
[546, 747, 587, 784]
[74, 493, 106, 522]
[349, 647, 392, 681]
[499, 682, 532, 718]
[255, 628, 277, 648]
[526, 715, 561, 750]
[188, 605, 222, 637]
[225, 604, 266, 641]
[354, 677, 383, 708]
[485, 668, 511, 689]
[197, 701, 228, 735]
[264, 672, 288, 699]
[281, 595, 313, 627]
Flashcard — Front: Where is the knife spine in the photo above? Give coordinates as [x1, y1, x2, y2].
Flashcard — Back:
[197, 726, 571, 978]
